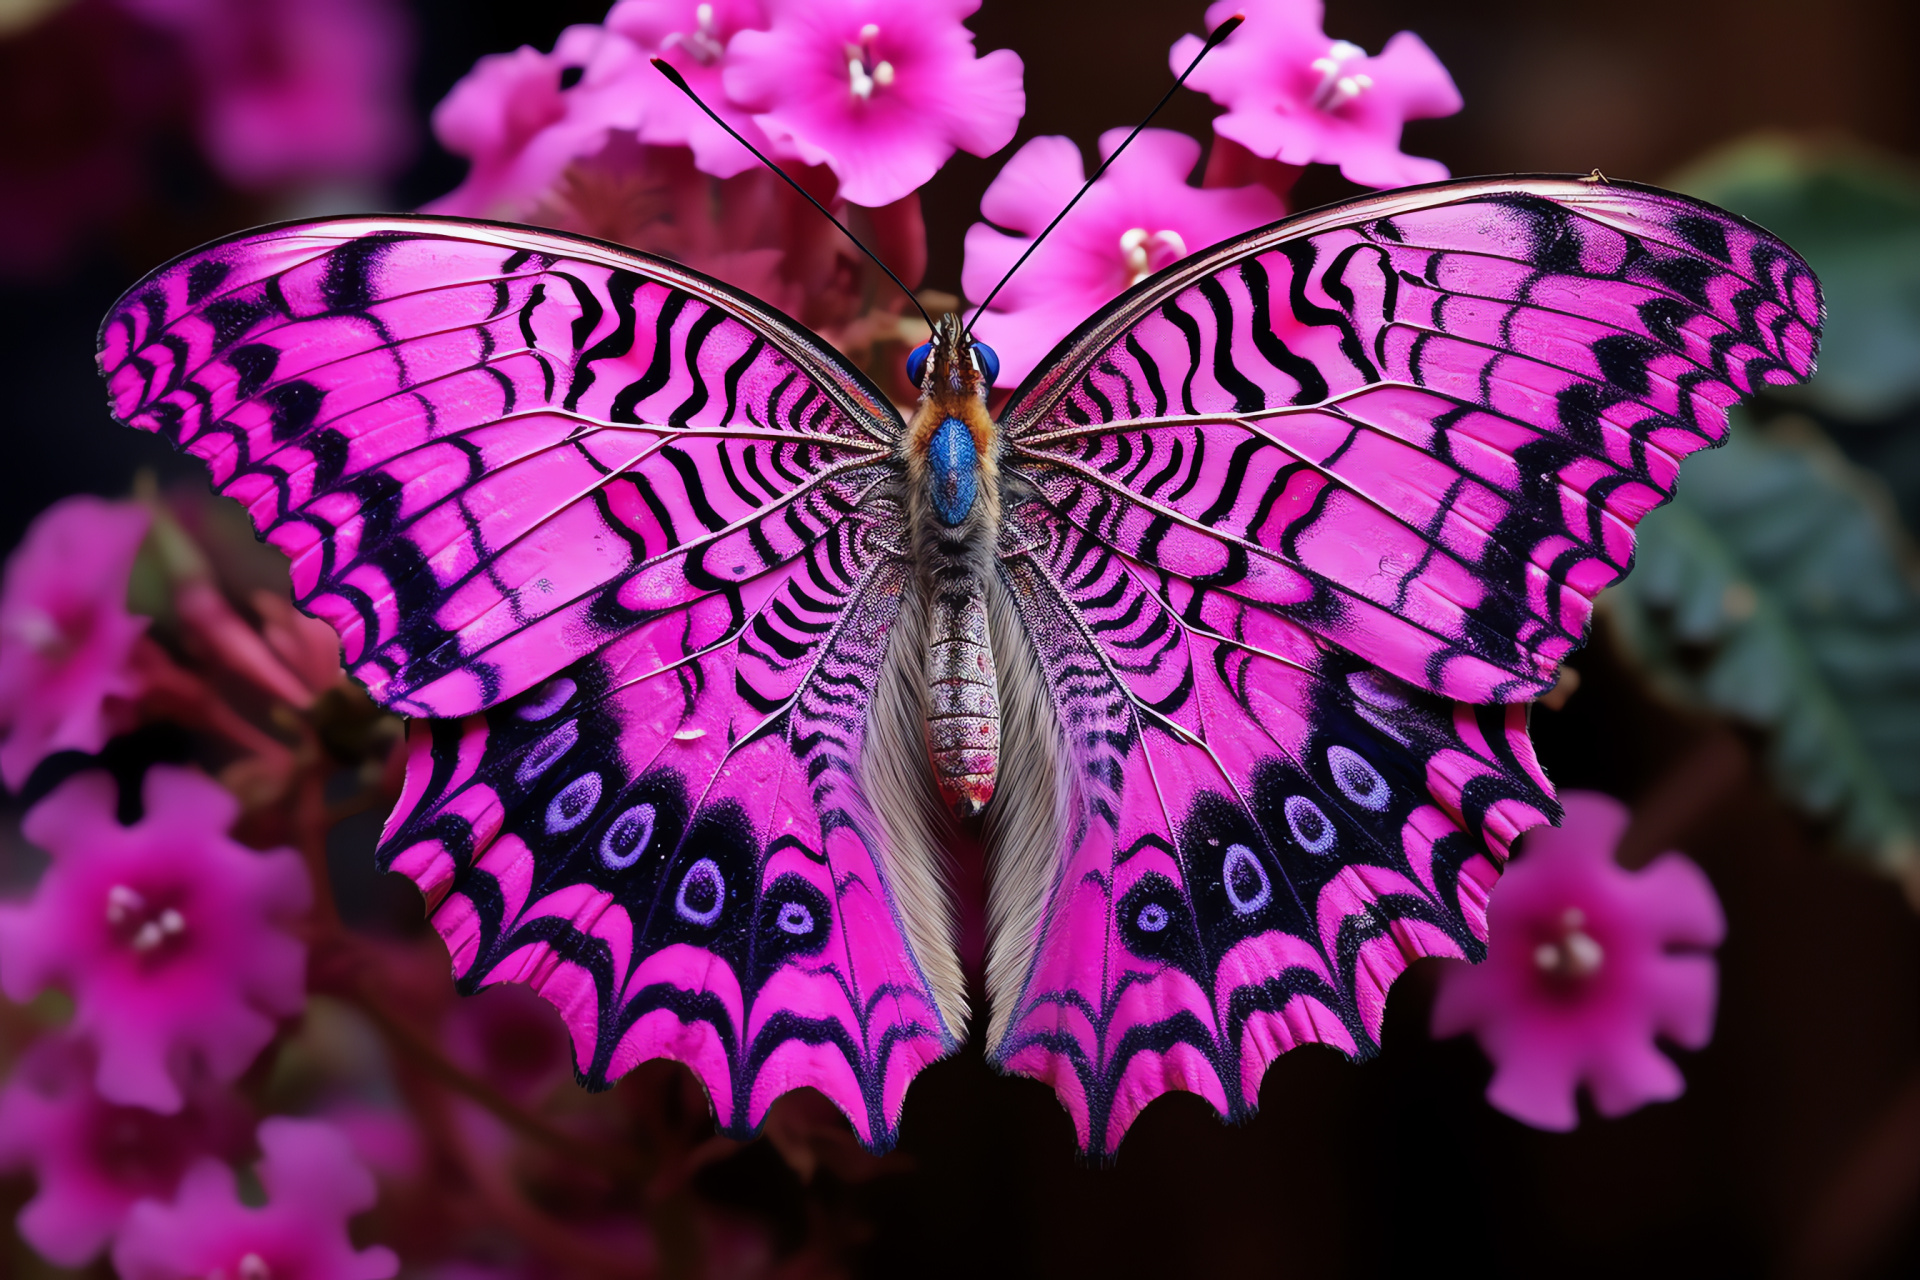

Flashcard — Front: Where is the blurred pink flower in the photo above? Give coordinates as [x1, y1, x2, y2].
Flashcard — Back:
[962, 129, 1285, 387]
[0, 767, 310, 1113]
[428, 24, 650, 220]
[111, 1117, 397, 1280]
[121, 0, 415, 190]
[724, 0, 1024, 207]
[1430, 791, 1725, 1131]
[1172, 0, 1461, 189]
[0, 497, 150, 791]
[249, 589, 345, 698]
[319, 1103, 424, 1183]
[0, 1036, 250, 1268]
[442, 982, 569, 1103]
[607, 0, 775, 178]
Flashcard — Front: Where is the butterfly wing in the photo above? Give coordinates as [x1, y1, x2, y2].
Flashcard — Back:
[98, 217, 958, 1148]
[987, 177, 1819, 1155]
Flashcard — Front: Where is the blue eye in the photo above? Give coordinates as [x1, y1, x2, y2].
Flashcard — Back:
[972, 342, 1000, 384]
[906, 342, 932, 386]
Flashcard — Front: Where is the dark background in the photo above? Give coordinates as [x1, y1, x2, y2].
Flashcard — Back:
[5, 1, 1920, 1275]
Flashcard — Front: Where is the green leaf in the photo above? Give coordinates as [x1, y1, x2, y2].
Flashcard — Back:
[1670, 134, 1920, 421]
[1606, 415, 1920, 876]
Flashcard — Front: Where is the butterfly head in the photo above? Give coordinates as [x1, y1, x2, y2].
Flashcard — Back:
[907, 314, 997, 403]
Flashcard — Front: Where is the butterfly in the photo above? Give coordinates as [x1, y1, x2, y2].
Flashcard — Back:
[96, 174, 1819, 1159]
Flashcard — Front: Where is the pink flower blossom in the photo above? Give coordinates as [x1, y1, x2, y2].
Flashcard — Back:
[111, 1117, 398, 1280]
[428, 24, 652, 220]
[962, 128, 1285, 387]
[1172, 0, 1461, 190]
[606, 0, 774, 178]
[120, 0, 415, 190]
[0, 767, 310, 1113]
[724, 0, 1024, 207]
[0, 1036, 251, 1268]
[1430, 791, 1726, 1131]
[0, 497, 151, 790]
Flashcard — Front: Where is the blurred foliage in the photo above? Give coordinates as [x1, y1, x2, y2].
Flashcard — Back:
[1672, 135, 1920, 537]
[1673, 134, 1920, 421]
[1607, 415, 1920, 878]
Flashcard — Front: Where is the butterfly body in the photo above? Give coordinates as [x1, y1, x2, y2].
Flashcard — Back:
[97, 178, 1820, 1158]
[900, 314, 1004, 816]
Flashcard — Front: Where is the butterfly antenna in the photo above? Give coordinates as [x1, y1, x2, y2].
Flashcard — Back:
[650, 58, 936, 334]
[963, 12, 1244, 336]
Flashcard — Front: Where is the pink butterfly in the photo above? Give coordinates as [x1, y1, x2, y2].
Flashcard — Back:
[96, 172, 1819, 1158]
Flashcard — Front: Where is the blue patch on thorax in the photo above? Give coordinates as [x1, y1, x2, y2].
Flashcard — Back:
[927, 416, 978, 526]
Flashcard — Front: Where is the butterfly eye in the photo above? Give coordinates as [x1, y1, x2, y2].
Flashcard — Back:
[906, 342, 932, 386]
[971, 342, 1000, 384]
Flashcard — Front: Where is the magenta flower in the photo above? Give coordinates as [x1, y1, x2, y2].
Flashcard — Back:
[724, 0, 1024, 207]
[112, 1117, 398, 1280]
[1430, 791, 1726, 1131]
[962, 128, 1285, 387]
[0, 1036, 250, 1268]
[606, 0, 775, 178]
[0, 767, 311, 1113]
[428, 23, 651, 220]
[1172, 0, 1461, 189]
[0, 497, 151, 790]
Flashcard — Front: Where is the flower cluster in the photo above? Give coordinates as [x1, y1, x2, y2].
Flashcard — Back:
[0, 490, 402, 1272]
[960, 0, 1462, 384]
[434, 0, 1021, 217]
[1431, 791, 1727, 1131]
[426, 0, 1020, 348]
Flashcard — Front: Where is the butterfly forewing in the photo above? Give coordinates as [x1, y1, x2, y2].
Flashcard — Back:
[988, 177, 1819, 1156]
[98, 217, 954, 1150]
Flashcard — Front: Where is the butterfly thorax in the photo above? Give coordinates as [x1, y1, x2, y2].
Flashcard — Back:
[901, 315, 1002, 817]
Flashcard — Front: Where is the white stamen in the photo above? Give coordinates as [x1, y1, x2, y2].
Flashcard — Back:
[132, 921, 164, 953]
[1532, 905, 1604, 978]
[845, 24, 889, 100]
[158, 907, 185, 937]
[238, 1254, 272, 1280]
[848, 56, 875, 99]
[1562, 930, 1604, 976]
[661, 2, 724, 64]
[673, 727, 706, 740]
[1119, 227, 1191, 286]
[1309, 39, 1373, 112]
[106, 883, 145, 926]
[8, 609, 66, 657]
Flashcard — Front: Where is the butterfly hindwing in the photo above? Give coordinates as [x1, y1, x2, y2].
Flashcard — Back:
[988, 178, 1819, 1155]
[99, 217, 955, 1149]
